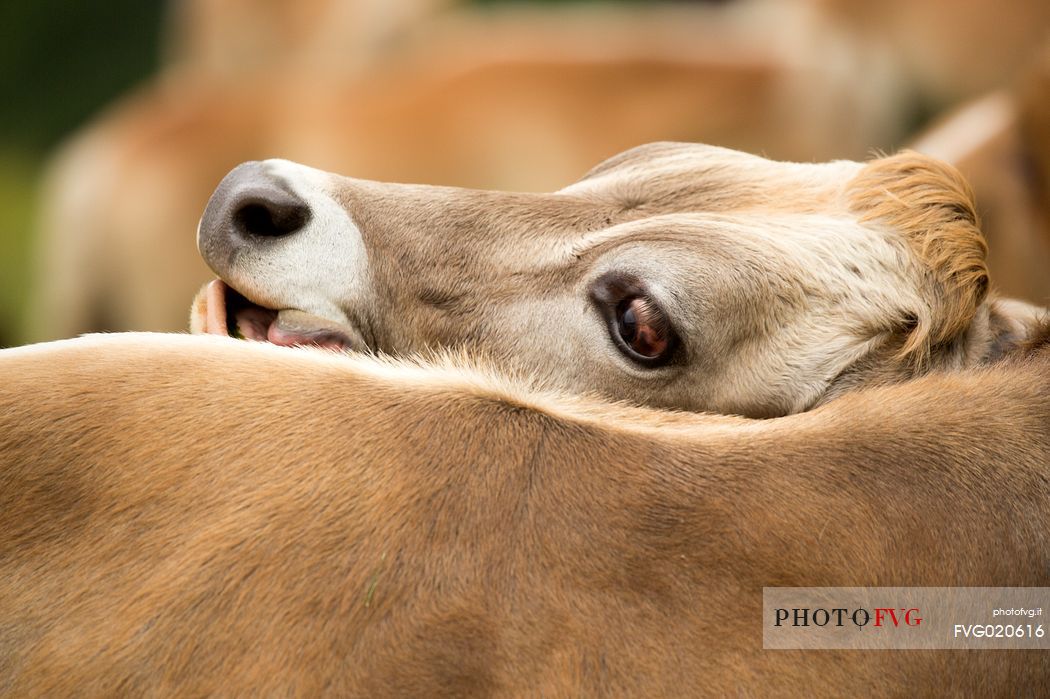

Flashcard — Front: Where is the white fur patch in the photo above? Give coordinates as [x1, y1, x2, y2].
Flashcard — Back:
[232, 159, 371, 328]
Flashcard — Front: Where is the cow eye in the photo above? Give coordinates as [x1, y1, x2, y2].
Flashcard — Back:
[589, 271, 678, 367]
[616, 297, 670, 360]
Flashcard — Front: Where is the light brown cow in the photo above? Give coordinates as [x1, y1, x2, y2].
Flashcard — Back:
[191, 143, 1045, 417]
[1, 329, 1048, 695]
[911, 44, 1050, 304]
[817, 0, 1050, 103]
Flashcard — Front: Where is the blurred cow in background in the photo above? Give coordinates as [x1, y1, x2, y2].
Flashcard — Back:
[816, 0, 1050, 105]
[26, 0, 1050, 341]
[911, 47, 1050, 304]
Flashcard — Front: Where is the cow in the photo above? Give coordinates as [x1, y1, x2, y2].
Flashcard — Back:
[192, 143, 1044, 417]
[3, 143, 1048, 695]
[0, 329, 1048, 695]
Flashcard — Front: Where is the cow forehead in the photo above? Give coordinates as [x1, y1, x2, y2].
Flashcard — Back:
[574, 141, 751, 181]
[560, 141, 863, 213]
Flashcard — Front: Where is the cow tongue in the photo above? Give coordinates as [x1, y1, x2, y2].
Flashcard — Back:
[233, 305, 277, 341]
[193, 280, 353, 350]
[265, 309, 352, 351]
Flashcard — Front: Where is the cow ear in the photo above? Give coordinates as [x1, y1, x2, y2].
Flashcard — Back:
[985, 298, 1049, 361]
[846, 150, 990, 366]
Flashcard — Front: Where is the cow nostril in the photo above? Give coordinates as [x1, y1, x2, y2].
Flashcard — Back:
[233, 197, 310, 238]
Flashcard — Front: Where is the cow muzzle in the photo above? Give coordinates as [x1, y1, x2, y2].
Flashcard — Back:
[193, 159, 372, 352]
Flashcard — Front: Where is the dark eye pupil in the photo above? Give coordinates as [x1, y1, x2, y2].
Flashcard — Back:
[615, 297, 670, 361]
[618, 303, 638, 344]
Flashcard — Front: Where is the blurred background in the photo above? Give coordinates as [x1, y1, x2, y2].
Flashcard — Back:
[1, 0, 1048, 347]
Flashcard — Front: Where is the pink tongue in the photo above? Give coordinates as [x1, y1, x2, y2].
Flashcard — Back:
[236, 306, 277, 341]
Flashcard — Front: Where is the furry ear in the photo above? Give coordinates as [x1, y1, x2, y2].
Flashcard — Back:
[846, 150, 989, 365]
[986, 298, 1049, 361]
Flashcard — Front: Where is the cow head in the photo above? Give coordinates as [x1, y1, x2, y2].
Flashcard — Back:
[193, 142, 1043, 416]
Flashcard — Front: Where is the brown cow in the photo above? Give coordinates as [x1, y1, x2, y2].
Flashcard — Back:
[0, 329, 1047, 695]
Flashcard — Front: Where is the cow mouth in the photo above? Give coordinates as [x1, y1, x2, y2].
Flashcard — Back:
[191, 279, 357, 352]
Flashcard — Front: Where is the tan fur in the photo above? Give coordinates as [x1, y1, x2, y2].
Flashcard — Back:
[1018, 44, 1050, 208]
[191, 144, 1043, 417]
[163, 0, 453, 78]
[0, 331, 1048, 695]
[909, 45, 1050, 305]
[846, 151, 990, 365]
[817, 0, 1050, 102]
